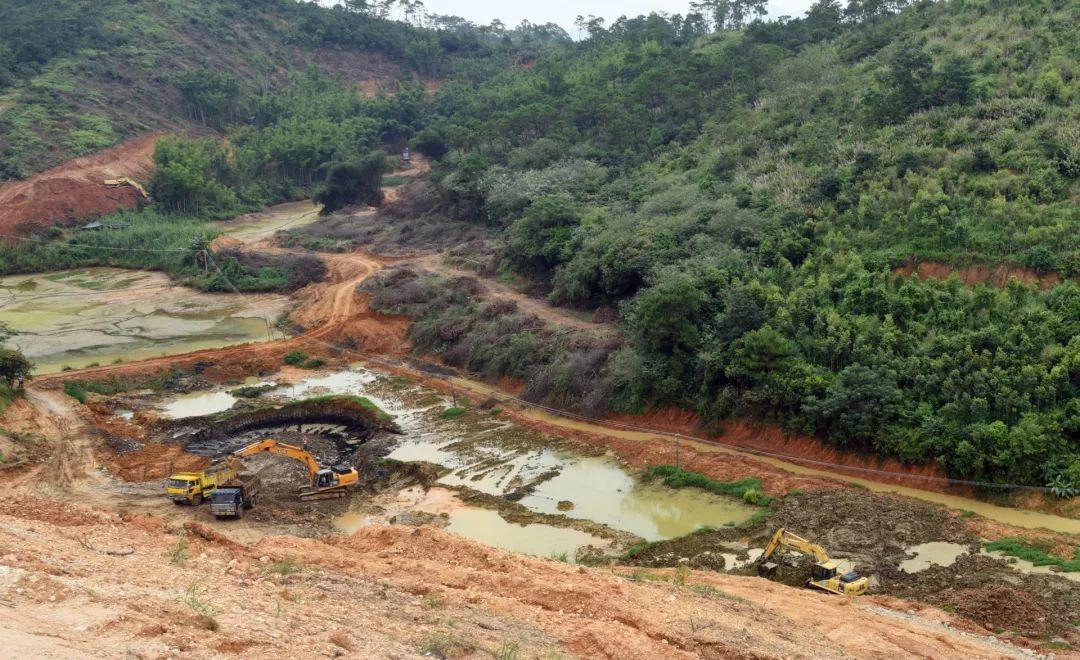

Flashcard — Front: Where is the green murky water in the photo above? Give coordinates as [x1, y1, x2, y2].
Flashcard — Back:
[182, 367, 758, 556]
[0, 268, 290, 374]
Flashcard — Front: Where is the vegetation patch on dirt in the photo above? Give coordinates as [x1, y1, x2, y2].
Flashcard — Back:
[214, 249, 326, 293]
[363, 266, 620, 416]
[983, 538, 1080, 572]
[281, 180, 493, 256]
[62, 368, 207, 404]
[644, 465, 772, 506]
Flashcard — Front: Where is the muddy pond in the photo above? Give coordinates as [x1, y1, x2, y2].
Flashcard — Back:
[0, 269, 290, 374]
[155, 366, 760, 560]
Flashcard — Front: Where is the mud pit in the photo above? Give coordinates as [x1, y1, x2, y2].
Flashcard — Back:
[58, 364, 1080, 649]
[622, 488, 1080, 642]
[0, 268, 289, 374]
[98, 366, 760, 560]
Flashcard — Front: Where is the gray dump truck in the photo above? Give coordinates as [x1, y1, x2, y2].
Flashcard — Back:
[210, 473, 262, 519]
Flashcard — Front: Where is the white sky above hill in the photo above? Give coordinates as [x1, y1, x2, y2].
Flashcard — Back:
[418, 1, 817, 32]
[321, 1, 818, 33]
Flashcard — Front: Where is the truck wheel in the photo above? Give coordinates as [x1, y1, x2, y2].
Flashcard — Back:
[192, 493, 203, 506]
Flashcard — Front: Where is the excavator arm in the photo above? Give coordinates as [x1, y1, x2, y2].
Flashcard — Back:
[761, 528, 831, 563]
[234, 439, 321, 480]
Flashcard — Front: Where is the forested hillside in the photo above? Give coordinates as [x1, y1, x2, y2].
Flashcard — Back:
[1, 0, 1077, 491]
[411, 0, 1079, 492]
[0, 0, 564, 180]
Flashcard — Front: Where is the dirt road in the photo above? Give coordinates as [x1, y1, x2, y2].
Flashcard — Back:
[0, 134, 163, 237]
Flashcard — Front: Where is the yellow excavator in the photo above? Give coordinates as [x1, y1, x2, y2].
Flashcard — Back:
[234, 439, 359, 501]
[758, 527, 869, 596]
[104, 177, 150, 201]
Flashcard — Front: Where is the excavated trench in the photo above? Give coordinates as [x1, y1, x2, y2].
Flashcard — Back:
[159, 395, 400, 456]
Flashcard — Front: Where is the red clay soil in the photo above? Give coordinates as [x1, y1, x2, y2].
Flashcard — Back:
[103, 444, 209, 482]
[607, 408, 955, 493]
[893, 259, 1063, 289]
[0, 134, 163, 238]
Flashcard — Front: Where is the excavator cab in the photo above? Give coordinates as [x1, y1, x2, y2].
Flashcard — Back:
[811, 561, 839, 582]
[315, 469, 336, 489]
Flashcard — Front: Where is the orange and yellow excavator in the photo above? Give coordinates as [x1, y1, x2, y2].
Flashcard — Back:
[234, 439, 358, 501]
[758, 527, 869, 596]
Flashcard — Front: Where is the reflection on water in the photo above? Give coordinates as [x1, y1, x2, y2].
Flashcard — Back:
[162, 390, 238, 419]
[899, 542, 969, 573]
[445, 508, 605, 560]
[269, 367, 757, 555]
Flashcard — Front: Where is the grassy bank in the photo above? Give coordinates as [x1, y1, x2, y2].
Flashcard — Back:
[0, 209, 317, 292]
[643, 465, 773, 506]
[983, 538, 1080, 572]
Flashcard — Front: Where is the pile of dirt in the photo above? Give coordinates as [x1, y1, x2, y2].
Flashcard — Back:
[623, 488, 976, 571]
[102, 443, 208, 482]
[0, 134, 161, 237]
[770, 489, 976, 565]
[884, 553, 1080, 638]
[943, 586, 1053, 635]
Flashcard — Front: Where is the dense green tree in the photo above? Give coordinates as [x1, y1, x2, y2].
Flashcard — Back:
[314, 151, 388, 213]
[0, 349, 32, 388]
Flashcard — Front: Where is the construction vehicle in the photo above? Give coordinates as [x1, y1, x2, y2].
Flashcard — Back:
[234, 439, 358, 501]
[758, 527, 869, 596]
[104, 177, 150, 201]
[210, 473, 262, 519]
[166, 459, 239, 505]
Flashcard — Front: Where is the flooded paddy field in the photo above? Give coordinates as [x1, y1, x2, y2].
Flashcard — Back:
[0, 268, 290, 374]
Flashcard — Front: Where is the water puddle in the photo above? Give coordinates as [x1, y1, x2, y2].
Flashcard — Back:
[277, 367, 757, 555]
[161, 390, 238, 419]
[899, 542, 969, 573]
[444, 509, 605, 560]
[980, 550, 1080, 584]
[0, 268, 289, 374]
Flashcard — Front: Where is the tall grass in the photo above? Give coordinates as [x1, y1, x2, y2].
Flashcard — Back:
[644, 465, 773, 506]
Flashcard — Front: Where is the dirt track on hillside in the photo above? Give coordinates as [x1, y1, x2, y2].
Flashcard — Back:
[0, 134, 163, 237]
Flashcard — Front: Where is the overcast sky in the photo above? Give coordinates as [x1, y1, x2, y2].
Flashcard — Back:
[417, 1, 818, 32]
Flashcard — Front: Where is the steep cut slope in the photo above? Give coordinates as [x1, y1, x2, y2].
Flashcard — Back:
[0, 134, 161, 236]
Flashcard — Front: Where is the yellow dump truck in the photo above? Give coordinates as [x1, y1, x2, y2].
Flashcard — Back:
[166, 459, 239, 505]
